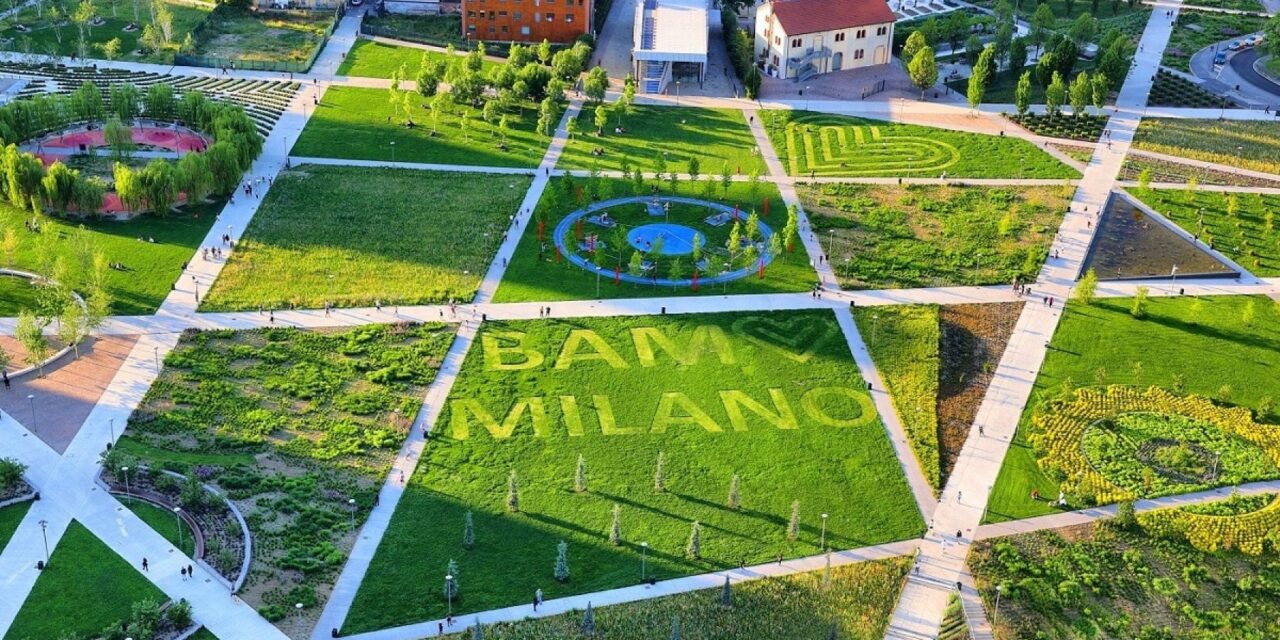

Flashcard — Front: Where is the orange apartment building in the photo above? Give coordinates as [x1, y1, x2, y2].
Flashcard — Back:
[461, 0, 594, 43]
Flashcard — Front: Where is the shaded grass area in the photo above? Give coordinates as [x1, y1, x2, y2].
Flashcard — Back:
[0, 501, 32, 553]
[986, 295, 1280, 523]
[337, 39, 497, 79]
[292, 86, 547, 167]
[1133, 118, 1280, 177]
[193, 7, 333, 63]
[761, 110, 1078, 179]
[560, 105, 766, 175]
[360, 13, 469, 49]
[0, 0, 209, 63]
[854, 305, 941, 490]
[1132, 188, 1280, 276]
[202, 165, 530, 310]
[6, 521, 165, 640]
[444, 558, 910, 639]
[0, 203, 217, 315]
[343, 311, 924, 633]
[492, 177, 816, 303]
[800, 183, 1070, 289]
[0, 275, 41, 316]
[120, 496, 196, 557]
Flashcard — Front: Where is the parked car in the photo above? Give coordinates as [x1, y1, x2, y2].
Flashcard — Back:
[1244, 35, 1261, 47]
[1228, 40, 1244, 50]
[1214, 50, 1227, 65]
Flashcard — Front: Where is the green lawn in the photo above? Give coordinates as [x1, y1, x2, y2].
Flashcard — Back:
[7, 521, 165, 640]
[0, 275, 41, 317]
[192, 7, 333, 64]
[0, 203, 216, 315]
[986, 295, 1280, 523]
[1132, 188, 1280, 276]
[337, 39, 497, 79]
[343, 311, 925, 633]
[202, 165, 530, 310]
[120, 496, 196, 557]
[1161, 11, 1267, 72]
[292, 86, 548, 167]
[0, 0, 209, 63]
[1133, 118, 1280, 177]
[800, 183, 1071, 289]
[560, 105, 766, 175]
[444, 558, 910, 639]
[761, 111, 1078, 179]
[854, 306, 941, 490]
[0, 501, 32, 553]
[360, 13, 469, 49]
[491, 177, 817, 303]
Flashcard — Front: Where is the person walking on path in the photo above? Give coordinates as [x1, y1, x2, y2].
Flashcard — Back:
[142, 557, 149, 571]
[2, 370, 8, 390]
[536, 588, 544, 607]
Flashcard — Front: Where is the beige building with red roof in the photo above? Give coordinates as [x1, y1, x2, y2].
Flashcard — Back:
[754, 0, 896, 81]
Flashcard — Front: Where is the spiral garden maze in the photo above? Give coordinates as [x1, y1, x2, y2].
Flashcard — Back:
[779, 114, 962, 177]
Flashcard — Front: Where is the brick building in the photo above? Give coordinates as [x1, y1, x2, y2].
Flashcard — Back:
[461, 0, 594, 43]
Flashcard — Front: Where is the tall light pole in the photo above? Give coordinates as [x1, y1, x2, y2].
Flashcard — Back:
[445, 574, 455, 617]
[820, 513, 828, 550]
[805, 85, 812, 110]
[38, 519, 49, 566]
[871, 314, 880, 346]
[121, 466, 131, 496]
[173, 507, 184, 552]
[390, 140, 397, 163]
[994, 584, 1003, 626]
[108, 417, 115, 442]
[348, 498, 356, 531]
[1169, 264, 1179, 295]
[640, 541, 648, 581]
[295, 602, 304, 633]
[675, 81, 681, 106]
[153, 346, 160, 372]
[26, 394, 36, 434]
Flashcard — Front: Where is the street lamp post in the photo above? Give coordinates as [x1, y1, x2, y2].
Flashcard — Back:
[121, 466, 131, 497]
[38, 519, 49, 566]
[640, 542, 648, 581]
[153, 346, 160, 372]
[109, 417, 115, 441]
[820, 513, 828, 550]
[805, 85, 812, 110]
[173, 507, 184, 551]
[1169, 264, 1179, 295]
[348, 498, 357, 531]
[446, 574, 455, 617]
[675, 81, 681, 106]
[994, 584, 1004, 625]
[871, 314, 880, 346]
[295, 603, 304, 633]
[26, 394, 36, 434]
[390, 140, 396, 163]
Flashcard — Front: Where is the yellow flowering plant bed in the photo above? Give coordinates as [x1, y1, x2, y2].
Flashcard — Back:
[1138, 494, 1280, 555]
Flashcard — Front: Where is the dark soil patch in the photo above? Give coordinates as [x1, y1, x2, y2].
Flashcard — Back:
[937, 303, 1023, 483]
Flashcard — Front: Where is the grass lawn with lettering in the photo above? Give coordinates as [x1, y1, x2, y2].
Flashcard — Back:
[985, 295, 1280, 523]
[341, 310, 924, 633]
[492, 177, 816, 302]
[560, 105, 767, 174]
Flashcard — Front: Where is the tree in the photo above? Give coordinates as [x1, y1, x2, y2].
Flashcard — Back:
[463, 511, 475, 549]
[686, 521, 701, 559]
[744, 65, 761, 99]
[58, 298, 86, 358]
[471, 618, 484, 640]
[537, 38, 553, 64]
[554, 540, 570, 581]
[1138, 167, 1153, 192]
[1069, 70, 1090, 116]
[582, 602, 596, 636]
[16, 310, 48, 377]
[1045, 72, 1066, 115]
[417, 56, 446, 98]
[1065, 0, 1076, 15]
[594, 104, 608, 135]
[720, 575, 732, 608]
[967, 45, 996, 110]
[964, 34, 983, 68]
[1035, 52, 1058, 88]
[1131, 285, 1149, 318]
[176, 151, 211, 205]
[1014, 71, 1033, 115]
[727, 474, 741, 509]
[1031, 4, 1056, 54]
[654, 452, 666, 491]
[995, 23, 1014, 71]
[507, 469, 520, 512]
[994, 0, 1014, 24]
[575, 453, 587, 492]
[1069, 13, 1097, 46]
[1091, 72, 1109, 113]
[444, 559, 459, 601]
[1075, 268, 1098, 305]
[787, 499, 801, 539]
[584, 66, 608, 104]
[1266, 15, 1280, 58]
[104, 117, 133, 161]
[72, 0, 96, 59]
[1009, 37, 1028, 77]
[41, 162, 78, 213]
[901, 31, 927, 73]
[1051, 39, 1080, 81]
[908, 46, 938, 100]
[537, 97, 558, 137]
[608, 504, 621, 545]
[0, 227, 17, 267]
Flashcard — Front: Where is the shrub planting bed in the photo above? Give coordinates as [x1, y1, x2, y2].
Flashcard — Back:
[1121, 155, 1280, 188]
[1007, 113, 1108, 142]
[343, 311, 924, 633]
[1131, 188, 1280, 276]
[1147, 69, 1235, 108]
[1133, 118, 1280, 176]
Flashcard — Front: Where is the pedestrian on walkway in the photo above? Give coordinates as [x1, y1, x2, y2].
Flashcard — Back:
[142, 558, 149, 571]
[439, 622, 444, 635]
[181, 567, 187, 580]
[2, 370, 8, 390]
[188, 564, 193, 576]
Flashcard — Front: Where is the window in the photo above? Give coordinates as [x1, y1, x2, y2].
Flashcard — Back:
[790, 37, 802, 48]
[876, 26, 887, 36]
[521, 25, 531, 34]
[834, 32, 845, 42]
[498, 10, 507, 16]
[853, 49, 864, 60]
[489, 11, 496, 19]
[774, 36, 781, 46]
[534, 11, 541, 21]
[489, 26, 496, 32]
[468, 23, 477, 31]
[546, 12, 555, 20]
[856, 29, 866, 38]
[467, 10, 476, 16]
[566, 13, 573, 21]
[514, 11, 522, 18]
[772, 55, 779, 66]
[502, 25, 509, 32]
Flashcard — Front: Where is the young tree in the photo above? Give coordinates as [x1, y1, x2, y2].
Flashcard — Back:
[593, 104, 608, 135]
[575, 453, 587, 493]
[945, 10, 969, 52]
[1137, 167, 1153, 192]
[727, 474, 741, 509]
[554, 540, 570, 582]
[445, 559, 460, 600]
[1009, 37, 1029, 77]
[16, 310, 48, 377]
[686, 521, 702, 559]
[1075, 268, 1098, 305]
[1069, 70, 1091, 116]
[1031, 4, 1056, 54]
[908, 46, 938, 100]
[1091, 72, 1109, 113]
[104, 117, 133, 161]
[787, 499, 801, 540]
[507, 469, 520, 512]
[901, 31, 927, 73]
[1069, 12, 1097, 46]
[608, 504, 621, 545]
[584, 66, 608, 104]
[1014, 71, 1033, 115]
[745, 65, 761, 99]
[0, 227, 17, 267]
[995, 23, 1014, 71]
[1131, 285, 1149, 318]
[537, 38, 553, 65]
[463, 510, 475, 549]
[964, 34, 983, 68]
[58, 300, 86, 359]
[41, 162, 78, 213]
[1045, 72, 1066, 115]
[582, 602, 596, 636]
[967, 44, 996, 110]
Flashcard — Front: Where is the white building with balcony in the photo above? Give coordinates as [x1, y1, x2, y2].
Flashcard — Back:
[755, 0, 895, 81]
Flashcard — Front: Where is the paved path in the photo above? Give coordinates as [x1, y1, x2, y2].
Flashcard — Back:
[884, 2, 1183, 637]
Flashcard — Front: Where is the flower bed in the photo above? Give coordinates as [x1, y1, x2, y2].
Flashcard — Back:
[1139, 493, 1280, 555]
[1028, 386, 1280, 505]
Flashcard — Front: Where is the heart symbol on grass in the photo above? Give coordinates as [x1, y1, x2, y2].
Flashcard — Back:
[732, 315, 834, 363]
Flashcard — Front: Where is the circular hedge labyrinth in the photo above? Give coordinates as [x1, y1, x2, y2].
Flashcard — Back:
[779, 113, 961, 177]
[1029, 386, 1280, 505]
[552, 196, 777, 287]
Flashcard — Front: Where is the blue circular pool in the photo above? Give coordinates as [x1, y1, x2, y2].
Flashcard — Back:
[627, 223, 706, 256]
